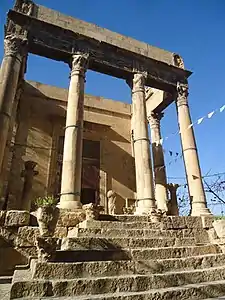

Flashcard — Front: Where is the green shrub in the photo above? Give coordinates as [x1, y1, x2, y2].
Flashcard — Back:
[35, 195, 58, 208]
[214, 216, 225, 220]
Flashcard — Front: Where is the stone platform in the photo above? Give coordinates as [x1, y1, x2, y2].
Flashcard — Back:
[2, 214, 224, 299]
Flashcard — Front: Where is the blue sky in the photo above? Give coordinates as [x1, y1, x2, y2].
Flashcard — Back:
[1, 1, 225, 209]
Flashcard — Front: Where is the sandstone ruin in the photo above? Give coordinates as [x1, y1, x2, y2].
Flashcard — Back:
[0, 1, 224, 299]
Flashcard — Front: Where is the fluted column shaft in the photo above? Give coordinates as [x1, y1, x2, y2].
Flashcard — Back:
[131, 73, 156, 214]
[59, 53, 88, 210]
[176, 82, 211, 216]
[0, 34, 27, 174]
[148, 112, 168, 212]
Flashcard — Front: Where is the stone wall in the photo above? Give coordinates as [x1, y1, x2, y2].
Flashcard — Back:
[4, 81, 135, 213]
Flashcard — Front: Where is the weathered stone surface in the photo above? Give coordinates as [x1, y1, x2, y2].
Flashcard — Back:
[12, 267, 225, 298]
[79, 220, 161, 230]
[5, 210, 30, 227]
[0, 226, 18, 244]
[184, 216, 203, 229]
[61, 237, 179, 251]
[0, 210, 6, 225]
[10, 280, 52, 299]
[16, 246, 38, 258]
[131, 245, 220, 260]
[55, 227, 67, 238]
[202, 216, 214, 229]
[57, 210, 85, 227]
[33, 260, 135, 279]
[16, 226, 39, 247]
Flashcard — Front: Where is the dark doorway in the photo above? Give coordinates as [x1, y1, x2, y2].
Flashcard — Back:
[81, 139, 100, 205]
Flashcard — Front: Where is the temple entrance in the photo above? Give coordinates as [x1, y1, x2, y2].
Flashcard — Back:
[81, 139, 100, 205]
[55, 137, 100, 204]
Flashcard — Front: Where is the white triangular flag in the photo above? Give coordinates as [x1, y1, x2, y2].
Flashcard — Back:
[197, 117, 204, 125]
[220, 105, 225, 113]
[160, 138, 163, 145]
[188, 124, 193, 129]
[208, 111, 215, 118]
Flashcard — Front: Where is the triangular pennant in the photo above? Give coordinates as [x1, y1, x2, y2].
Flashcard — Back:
[197, 117, 204, 125]
[220, 105, 225, 113]
[159, 138, 163, 145]
[176, 152, 179, 156]
[188, 124, 193, 129]
[169, 151, 173, 156]
[208, 111, 215, 118]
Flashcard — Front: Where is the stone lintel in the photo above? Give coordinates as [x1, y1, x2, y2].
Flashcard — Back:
[7, 10, 192, 93]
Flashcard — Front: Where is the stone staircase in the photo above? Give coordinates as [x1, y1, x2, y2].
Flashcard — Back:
[9, 215, 225, 299]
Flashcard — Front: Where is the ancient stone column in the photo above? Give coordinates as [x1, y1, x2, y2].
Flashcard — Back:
[148, 111, 168, 212]
[21, 161, 38, 211]
[131, 73, 156, 214]
[167, 183, 179, 216]
[0, 34, 27, 174]
[59, 53, 88, 210]
[176, 82, 211, 216]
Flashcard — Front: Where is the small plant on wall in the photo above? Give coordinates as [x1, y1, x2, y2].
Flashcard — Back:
[35, 195, 58, 208]
[35, 195, 59, 237]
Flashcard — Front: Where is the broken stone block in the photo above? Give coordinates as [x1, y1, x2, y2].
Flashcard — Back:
[5, 210, 30, 227]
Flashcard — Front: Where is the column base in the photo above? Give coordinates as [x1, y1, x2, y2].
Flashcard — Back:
[58, 197, 82, 210]
[191, 207, 212, 217]
[134, 199, 156, 215]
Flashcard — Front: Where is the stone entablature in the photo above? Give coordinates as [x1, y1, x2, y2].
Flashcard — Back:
[7, 3, 191, 93]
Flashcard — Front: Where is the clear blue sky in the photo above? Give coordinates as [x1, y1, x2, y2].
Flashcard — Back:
[1, 1, 225, 209]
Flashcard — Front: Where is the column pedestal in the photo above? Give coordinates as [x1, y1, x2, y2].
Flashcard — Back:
[131, 74, 156, 214]
[176, 82, 211, 216]
[59, 53, 88, 210]
[148, 111, 168, 212]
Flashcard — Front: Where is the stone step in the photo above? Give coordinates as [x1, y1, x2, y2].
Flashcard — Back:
[10, 266, 225, 298]
[53, 244, 220, 263]
[78, 217, 205, 230]
[32, 253, 225, 280]
[71, 227, 210, 243]
[61, 236, 197, 251]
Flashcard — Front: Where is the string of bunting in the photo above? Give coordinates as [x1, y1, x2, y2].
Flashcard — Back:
[159, 104, 225, 145]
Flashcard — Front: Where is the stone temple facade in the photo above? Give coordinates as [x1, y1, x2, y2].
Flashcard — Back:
[2, 1, 225, 300]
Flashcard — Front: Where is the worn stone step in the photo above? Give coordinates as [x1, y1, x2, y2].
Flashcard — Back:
[32, 253, 225, 280]
[79, 217, 205, 230]
[61, 236, 196, 251]
[10, 266, 225, 298]
[70, 227, 210, 243]
[54, 244, 220, 262]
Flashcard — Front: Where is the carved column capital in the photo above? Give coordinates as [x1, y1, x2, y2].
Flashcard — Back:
[176, 82, 189, 106]
[71, 53, 89, 77]
[129, 72, 147, 93]
[4, 34, 27, 60]
[148, 112, 164, 128]
[14, 0, 34, 16]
